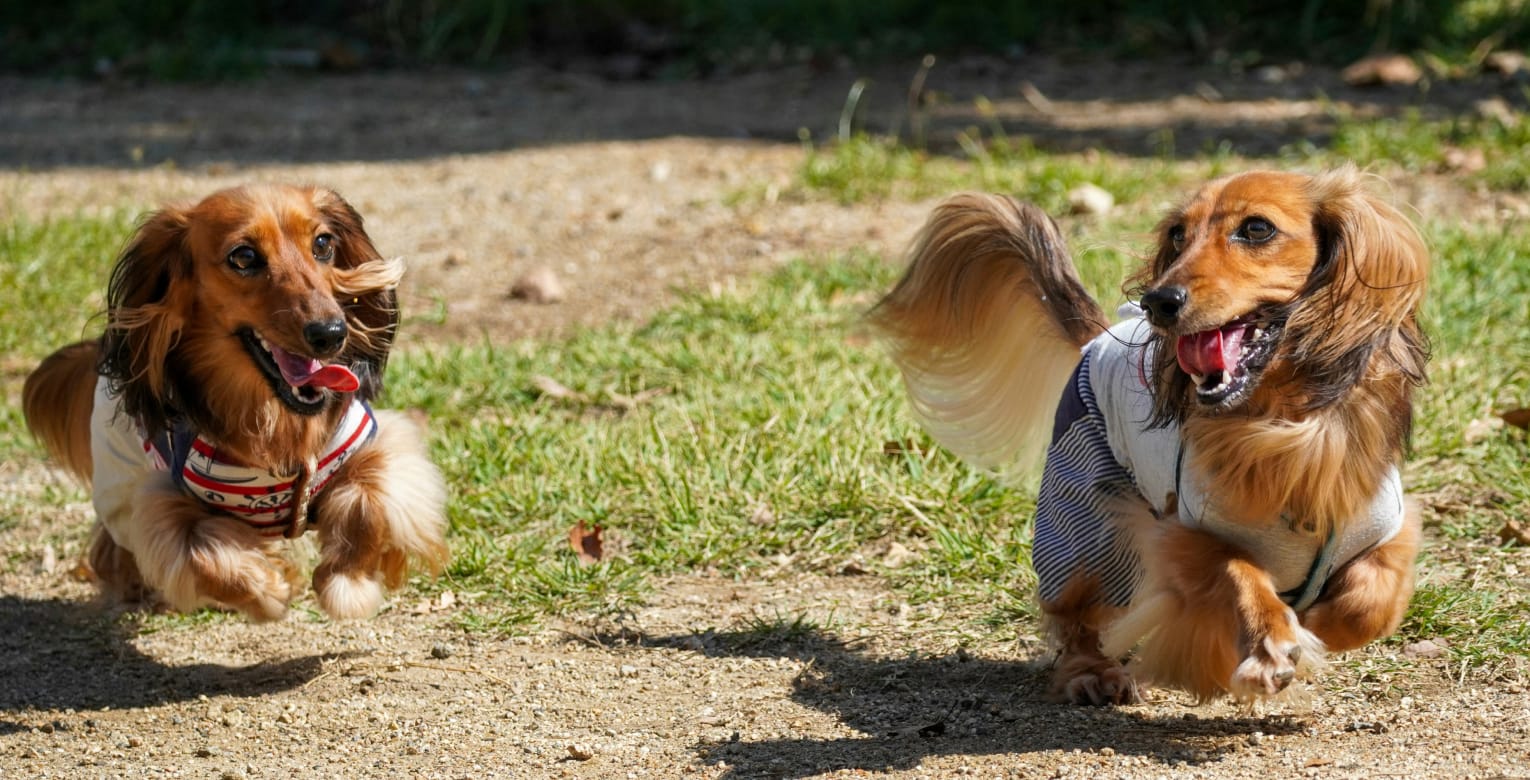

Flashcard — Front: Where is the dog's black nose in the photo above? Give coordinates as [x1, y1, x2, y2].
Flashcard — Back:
[1141, 286, 1188, 327]
[303, 319, 347, 355]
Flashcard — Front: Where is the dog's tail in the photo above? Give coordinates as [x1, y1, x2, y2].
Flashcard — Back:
[869, 193, 1108, 473]
[23, 340, 101, 484]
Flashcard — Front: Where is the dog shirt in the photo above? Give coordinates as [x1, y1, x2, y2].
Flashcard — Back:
[1031, 316, 1405, 612]
[91, 376, 377, 538]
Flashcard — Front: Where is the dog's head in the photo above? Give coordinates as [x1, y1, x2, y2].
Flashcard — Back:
[100, 184, 402, 438]
[1134, 167, 1428, 424]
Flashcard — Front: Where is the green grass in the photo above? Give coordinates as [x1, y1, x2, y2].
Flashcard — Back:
[3, 136, 1529, 684]
[1292, 108, 1530, 192]
[384, 254, 1042, 630]
[795, 132, 1200, 213]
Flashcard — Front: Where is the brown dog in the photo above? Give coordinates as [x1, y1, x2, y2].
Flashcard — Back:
[24, 184, 448, 621]
[871, 168, 1427, 703]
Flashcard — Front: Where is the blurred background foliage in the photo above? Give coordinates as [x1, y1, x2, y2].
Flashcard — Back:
[0, 0, 1524, 80]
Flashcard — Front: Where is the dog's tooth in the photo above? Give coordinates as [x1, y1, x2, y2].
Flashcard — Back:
[1191, 373, 1207, 385]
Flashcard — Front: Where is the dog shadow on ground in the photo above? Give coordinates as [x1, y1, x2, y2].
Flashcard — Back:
[0, 595, 333, 733]
[628, 627, 1306, 778]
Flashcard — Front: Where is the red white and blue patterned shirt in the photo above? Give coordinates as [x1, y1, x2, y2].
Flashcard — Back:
[136, 398, 377, 536]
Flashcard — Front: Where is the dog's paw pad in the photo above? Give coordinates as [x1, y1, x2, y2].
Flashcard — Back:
[317, 573, 384, 620]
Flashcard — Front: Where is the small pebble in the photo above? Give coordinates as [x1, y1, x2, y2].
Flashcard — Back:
[1068, 184, 1114, 216]
[510, 267, 566, 304]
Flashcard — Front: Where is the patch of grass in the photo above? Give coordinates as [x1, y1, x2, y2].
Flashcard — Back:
[1291, 108, 1530, 192]
[0, 211, 133, 460]
[383, 253, 1043, 634]
[795, 131, 1195, 215]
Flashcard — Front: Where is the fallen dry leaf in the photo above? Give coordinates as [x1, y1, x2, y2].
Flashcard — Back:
[1499, 408, 1530, 429]
[1498, 519, 1530, 547]
[882, 439, 926, 456]
[1342, 54, 1422, 87]
[569, 520, 605, 565]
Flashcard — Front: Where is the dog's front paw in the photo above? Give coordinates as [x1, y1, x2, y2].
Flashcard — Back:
[314, 570, 385, 620]
[1230, 613, 1321, 698]
[188, 548, 294, 623]
[1059, 663, 1142, 706]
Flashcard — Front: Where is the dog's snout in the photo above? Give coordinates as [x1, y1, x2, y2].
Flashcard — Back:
[303, 319, 348, 356]
[1141, 286, 1188, 327]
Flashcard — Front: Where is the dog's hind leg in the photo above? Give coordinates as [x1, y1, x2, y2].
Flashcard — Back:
[1043, 576, 1141, 705]
[124, 480, 295, 621]
[312, 410, 447, 620]
[1300, 501, 1420, 651]
[85, 521, 152, 604]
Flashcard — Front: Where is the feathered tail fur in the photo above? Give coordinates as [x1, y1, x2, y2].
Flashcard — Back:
[22, 339, 100, 484]
[868, 193, 1109, 474]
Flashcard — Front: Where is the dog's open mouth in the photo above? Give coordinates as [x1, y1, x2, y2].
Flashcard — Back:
[1175, 314, 1282, 407]
[239, 328, 360, 414]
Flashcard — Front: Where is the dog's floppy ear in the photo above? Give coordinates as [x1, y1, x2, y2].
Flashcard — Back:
[99, 206, 194, 438]
[314, 187, 401, 402]
[1287, 166, 1429, 410]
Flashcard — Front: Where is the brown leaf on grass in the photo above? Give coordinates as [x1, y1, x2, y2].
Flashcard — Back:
[882, 439, 926, 456]
[1499, 519, 1530, 547]
[569, 520, 605, 565]
[1499, 408, 1530, 429]
[533, 375, 589, 403]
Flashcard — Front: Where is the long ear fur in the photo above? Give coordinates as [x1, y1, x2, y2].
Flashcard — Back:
[1286, 166, 1429, 417]
[869, 193, 1108, 472]
[315, 188, 400, 402]
[98, 207, 193, 439]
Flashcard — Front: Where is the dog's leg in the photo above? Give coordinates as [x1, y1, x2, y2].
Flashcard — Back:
[1301, 503, 1420, 651]
[312, 411, 447, 620]
[1043, 577, 1141, 705]
[85, 521, 151, 604]
[1121, 523, 1321, 700]
[125, 480, 295, 621]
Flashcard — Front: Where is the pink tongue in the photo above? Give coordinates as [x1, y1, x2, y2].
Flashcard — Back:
[1175, 325, 1247, 377]
[270, 345, 361, 393]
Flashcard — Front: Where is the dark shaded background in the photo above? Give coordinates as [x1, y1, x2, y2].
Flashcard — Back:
[2, 0, 1525, 80]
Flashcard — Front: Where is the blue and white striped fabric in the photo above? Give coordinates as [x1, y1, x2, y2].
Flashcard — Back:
[1033, 351, 1144, 606]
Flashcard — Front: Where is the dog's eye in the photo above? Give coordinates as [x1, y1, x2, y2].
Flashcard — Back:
[1168, 225, 1187, 252]
[313, 233, 336, 263]
[226, 245, 263, 273]
[1236, 217, 1277, 243]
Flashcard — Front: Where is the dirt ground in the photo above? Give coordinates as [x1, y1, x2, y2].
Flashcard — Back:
[2, 56, 1529, 778]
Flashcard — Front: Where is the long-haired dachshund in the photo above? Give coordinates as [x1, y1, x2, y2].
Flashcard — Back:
[23, 184, 448, 622]
[871, 167, 1428, 703]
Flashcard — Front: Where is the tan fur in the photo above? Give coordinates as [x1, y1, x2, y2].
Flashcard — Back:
[874, 169, 1429, 704]
[22, 184, 447, 622]
[21, 340, 99, 483]
[869, 193, 1108, 473]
